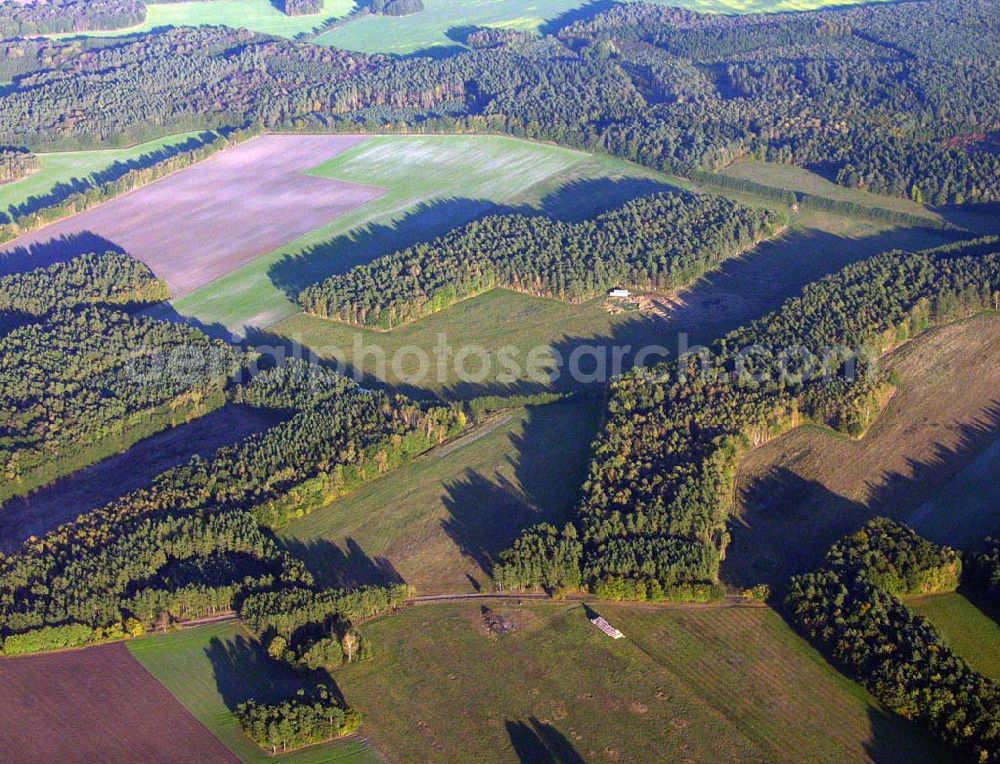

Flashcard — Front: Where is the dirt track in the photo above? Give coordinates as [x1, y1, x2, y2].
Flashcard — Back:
[0, 135, 385, 297]
[0, 642, 237, 764]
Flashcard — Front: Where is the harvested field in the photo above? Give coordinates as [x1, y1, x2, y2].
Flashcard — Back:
[727, 314, 1000, 587]
[0, 135, 384, 297]
[0, 405, 282, 553]
[0, 642, 237, 764]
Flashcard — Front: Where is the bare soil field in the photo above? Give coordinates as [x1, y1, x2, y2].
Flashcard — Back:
[0, 642, 237, 764]
[0, 404, 282, 553]
[0, 135, 384, 297]
[727, 314, 1000, 587]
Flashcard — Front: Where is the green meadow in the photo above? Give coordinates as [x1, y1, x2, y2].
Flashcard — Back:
[333, 601, 942, 762]
[278, 400, 602, 594]
[51, 0, 356, 39]
[907, 593, 1000, 681]
[0, 131, 207, 218]
[127, 622, 377, 764]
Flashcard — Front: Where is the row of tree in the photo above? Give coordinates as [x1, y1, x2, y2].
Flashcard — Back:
[239, 584, 406, 671]
[0, 0, 144, 38]
[0, 288, 240, 502]
[299, 192, 782, 328]
[494, 236, 1000, 598]
[785, 519, 998, 761]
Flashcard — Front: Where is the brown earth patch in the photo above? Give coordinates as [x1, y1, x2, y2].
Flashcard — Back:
[0, 642, 237, 763]
[0, 134, 384, 296]
[726, 314, 1000, 586]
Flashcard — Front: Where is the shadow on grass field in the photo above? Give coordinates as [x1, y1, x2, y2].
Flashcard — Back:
[279, 400, 601, 594]
[268, 216, 965, 399]
[128, 623, 376, 764]
[906, 593, 1000, 680]
[728, 315, 1000, 588]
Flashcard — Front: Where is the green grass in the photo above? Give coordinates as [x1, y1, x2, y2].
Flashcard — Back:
[278, 400, 601, 594]
[169, 134, 592, 334]
[333, 601, 943, 762]
[127, 622, 379, 764]
[51, 0, 357, 39]
[0, 131, 206, 217]
[909, 439, 1000, 550]
[315, 0, 897, 55]
[717, 160, 943, 221]
[907, 593, 1000, 680]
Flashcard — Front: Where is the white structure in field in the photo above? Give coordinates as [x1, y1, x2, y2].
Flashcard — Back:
[590, 615, 624, 639]
[607, 288, 631, 298]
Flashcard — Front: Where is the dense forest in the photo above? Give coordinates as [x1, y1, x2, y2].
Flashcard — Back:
[0, 0, 144, 37]
[0, 148, 37, 184]
[966, 537, 1000, 607]
[0, 253, 238, 502]
[0, 0, 996, 203]
[786, 519, 998, 761]
[299, 192, 782, 328]
[495, 236, 1000, 598]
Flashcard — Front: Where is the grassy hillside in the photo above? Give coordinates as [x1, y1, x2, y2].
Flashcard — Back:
[907, 593, 1000, 680]
[169, 134, 590, 333]
[0, 131, 208, 219]
[51, 0, 356, 39]
[128, 623, 377, 764]
[333, 601, 942, 762]
[279, 401, 601, 594]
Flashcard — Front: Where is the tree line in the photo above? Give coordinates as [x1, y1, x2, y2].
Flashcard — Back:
[785, 519, 998, 761]
[0, 0, 144, 38]
[0, 0, 995, 207]
[299, 191, 783, 328]
[494, 236, 1000, 598]
[0, 254, 239, 503]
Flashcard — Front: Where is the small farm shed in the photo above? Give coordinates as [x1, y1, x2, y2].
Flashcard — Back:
[608, 288, 631, 298]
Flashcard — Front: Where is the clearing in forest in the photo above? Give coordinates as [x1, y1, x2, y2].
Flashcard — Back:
[331, 601, 942, 762]
[316, 0, 899, 55]
[0, 642, 237, 764]
[728, 313, 1000, 587]
[1, 135, 383, 297]
[279, 401, 601, 595]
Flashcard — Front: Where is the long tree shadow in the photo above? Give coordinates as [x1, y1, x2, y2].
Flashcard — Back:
[279, 536, 406, 590]
[0, 230, 124, 276]
[266, 196, 524, 301]
[5, 131, 218, 219]
[506, 717, 585, 764]
[726, 401, 1000, 588]
[0, 404, 285, 554]
[439, 400, 601, 578]
[204, 633, 344, 712]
